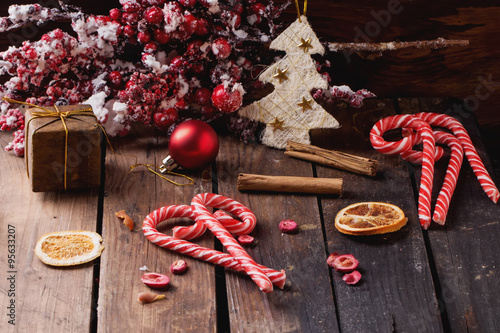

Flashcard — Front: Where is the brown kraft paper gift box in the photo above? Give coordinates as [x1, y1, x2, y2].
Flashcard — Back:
[25, 104, 103, 192]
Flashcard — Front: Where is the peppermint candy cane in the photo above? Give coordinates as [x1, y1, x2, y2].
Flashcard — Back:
[173, 206, 256, 240]
[400, 130, 464, 224]
[143, 204, 286, 289]
[370, 115, 436, 229]
[415, 112, 499, 204]
[191, 193, 273, 293]
[400, 128, 445, 164]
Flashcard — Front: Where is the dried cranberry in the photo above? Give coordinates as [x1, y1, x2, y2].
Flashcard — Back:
[179, 0, 196, 8]
[238, 235, 255, 246]
[343, 270, 362, 285]
[326, 252, 340, 268]
[279, 220, 298, 234]
[170, 260, 188, 275]
[140, 272, 170, 289]
[332, 254, 359, 273]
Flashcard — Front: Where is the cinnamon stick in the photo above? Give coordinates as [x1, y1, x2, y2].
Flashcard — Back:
[285, 141, 378, 177]
[237, 173, 342, 195]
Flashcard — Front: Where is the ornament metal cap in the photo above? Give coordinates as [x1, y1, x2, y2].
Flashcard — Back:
[159, 155, 178, 173]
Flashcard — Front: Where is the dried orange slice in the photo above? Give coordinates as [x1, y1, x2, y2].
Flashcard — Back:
[335, 202, 407, 236]
[34, 231, 104, 266]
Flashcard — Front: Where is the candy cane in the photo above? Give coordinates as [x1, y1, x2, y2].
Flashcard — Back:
[400, 130, 464, 224]
[370, 115, 436, 229]
[400, 128, 445, 164]
[143, 205, 286, 289]
[173, 206, 256, 240]
[415, 112, 499, 204]
[191, 193, 274, 293]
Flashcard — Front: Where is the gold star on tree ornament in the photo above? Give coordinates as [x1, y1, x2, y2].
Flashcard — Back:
[297, 37, 313, 53]
[237, 1, 340, 149]
[269, 117, 284, 131]
[297, 97, 313, 112]
[273, 67, 289, 83]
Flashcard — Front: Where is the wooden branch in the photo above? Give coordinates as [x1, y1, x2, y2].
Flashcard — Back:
[285, 141, 378, 177]
[327, 38, 469, 53]
[237, 173, 343, 195]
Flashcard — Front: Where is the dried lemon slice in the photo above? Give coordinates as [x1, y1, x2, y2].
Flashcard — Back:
[335, 202, 408, 236]
[34, 231, 104, 266]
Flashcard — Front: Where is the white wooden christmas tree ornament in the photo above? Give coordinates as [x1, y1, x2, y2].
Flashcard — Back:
[238, 15, 339, 149]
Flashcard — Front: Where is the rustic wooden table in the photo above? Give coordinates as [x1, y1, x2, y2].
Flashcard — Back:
[1, 98, 499, 333]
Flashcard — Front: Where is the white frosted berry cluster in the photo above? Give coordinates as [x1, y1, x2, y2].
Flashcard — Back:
[0, 0, 288, 155]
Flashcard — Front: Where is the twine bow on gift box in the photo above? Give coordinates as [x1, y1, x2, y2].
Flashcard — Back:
[3, 97, 109, 190]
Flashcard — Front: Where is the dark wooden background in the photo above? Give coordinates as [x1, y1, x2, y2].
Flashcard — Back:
[2, 0, 499, 128]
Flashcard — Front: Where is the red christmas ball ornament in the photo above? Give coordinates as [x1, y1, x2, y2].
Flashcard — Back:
[160, 120, 219, 171]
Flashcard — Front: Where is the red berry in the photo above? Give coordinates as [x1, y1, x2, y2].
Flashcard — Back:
[144, 7, 163, 25]
[137, 31, 151, 44]
[179, 0, 196, 8]
[145, 0, 166, 6]
[109, 8, 121, 21]
[144, 41, 158, 53]
[332, 254, 359, 273]
[238, 235, 255, 246]
[326, 252, 341, 268]
[343, 270, 362, 285]
[123, 25, 136, 37]
[170, 260, 188, 275]
[108, 71, 123, 87]
[181, 14, 198, 37]
[153, 29, 170, 44]
[279, 219, 298, 234]
[140, 272, 169, 289]
[194, 87, 212, 106]
[211, 84, 242, 113]
[195, 18, 209, 36]
[25, 49, 37, 60]
[122, 1, 141, 13]
[153, 108, 178, 128]
[211, 37, 231, 59]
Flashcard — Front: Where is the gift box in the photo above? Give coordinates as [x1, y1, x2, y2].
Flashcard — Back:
[25, 104, 103, 192]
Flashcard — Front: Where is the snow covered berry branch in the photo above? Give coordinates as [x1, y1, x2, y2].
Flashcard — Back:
[0, 0, 466, 156]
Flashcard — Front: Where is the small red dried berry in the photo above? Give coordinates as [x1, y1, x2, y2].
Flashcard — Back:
[170, 260, 188, 275]
[332, 254, 359, 273]
[326, 252, 340, 268]
[140, 272, 170, 289]
[343, 270, 362, 285]
[279, 220, 298, 234]
[238, 235, 255, 246]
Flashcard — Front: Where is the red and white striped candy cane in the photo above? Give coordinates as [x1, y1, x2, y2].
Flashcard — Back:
[415, 112, 499, 204]
[400, 128, 445, 164]
[143, 204, 286, 289]
[431, 131, 463, 224]
[173, 207, 256, 240]
[213, 210, 256, 235]
[400, 130, 464, 224]
[370, 115, 436, 229]
[191, 193, 273, 293]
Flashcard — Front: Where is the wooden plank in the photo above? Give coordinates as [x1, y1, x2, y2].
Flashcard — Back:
[399, 98, 500, 332]
[313, 99, 444, 332]
[97, 127, 216, 332]
[0, 131, 99, 331]
[216, 136, 339, 333]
